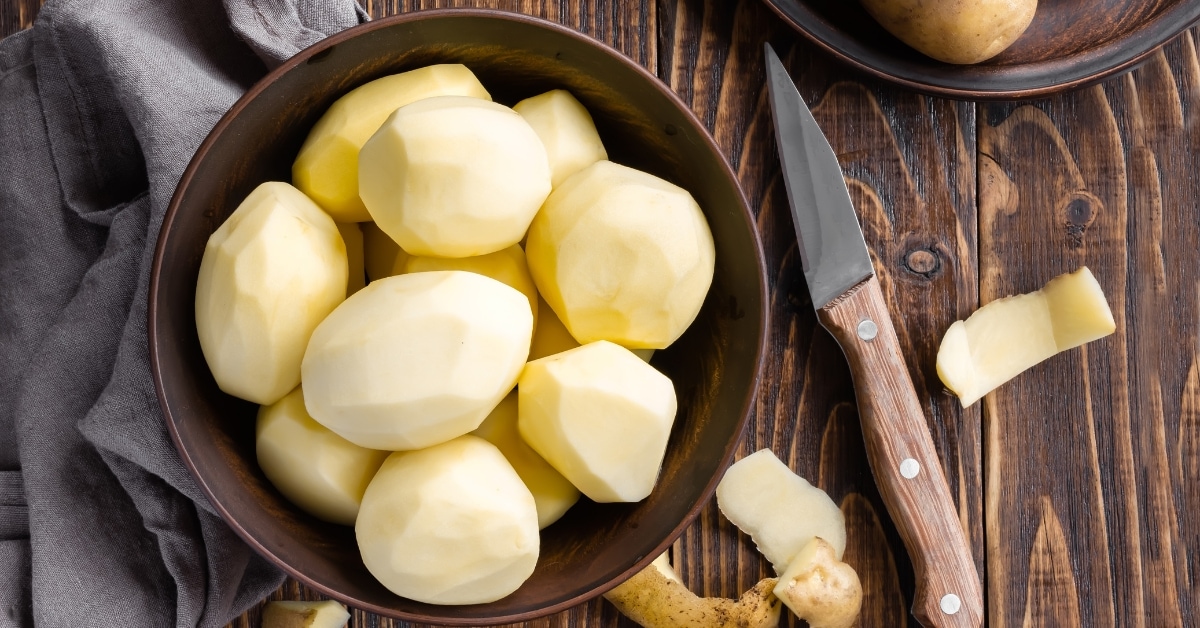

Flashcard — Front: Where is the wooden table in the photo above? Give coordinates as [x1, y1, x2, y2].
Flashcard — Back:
[4, 1, 1197, 626]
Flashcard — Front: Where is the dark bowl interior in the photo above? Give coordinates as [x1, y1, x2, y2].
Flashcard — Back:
[149, 9, 767, 625]
[766, 0, 1200, 99]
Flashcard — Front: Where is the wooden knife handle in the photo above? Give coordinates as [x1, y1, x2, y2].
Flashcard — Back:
[818, 275, 982, 628]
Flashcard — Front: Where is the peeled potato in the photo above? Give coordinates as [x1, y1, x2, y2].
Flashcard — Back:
[518, 341, 677, 503]
[936, 266, 1115, 407]
[359, 95, 551, 258]
[256, 387, 388, 526]
[525, 160, 715, 349]
[196, 181, 347, 405]
[301, 271, 533, 450]
[403, 244, 538, 331]
[716, 449, 846, 574]
[527, 296, 581, 362]
[361, 221, 405, 282]
[513, 89, 608, 187]
[471, 390, 580, 529]
[356, 435, 540, 605]
[860, 0, 1036, 65]
[292, 64, 491, 222]
[335, 222, 366, 296]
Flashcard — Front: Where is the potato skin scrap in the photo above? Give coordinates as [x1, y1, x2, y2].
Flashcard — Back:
[261, 600, 350, 628]
[604, 559, 780, 628]
[774, 538, 863, 628]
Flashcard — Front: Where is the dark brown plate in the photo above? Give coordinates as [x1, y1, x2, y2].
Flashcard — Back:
[766, 0, 1200, 99]
[148, 9, 767, 625]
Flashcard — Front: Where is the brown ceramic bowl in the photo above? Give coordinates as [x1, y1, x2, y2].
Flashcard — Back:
[148, 9, 766, 625]
[765, 0, 1200, 99]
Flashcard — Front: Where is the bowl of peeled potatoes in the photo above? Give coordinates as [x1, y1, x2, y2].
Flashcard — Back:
[765, 0, 1200, 99]
[148, 8, 767, 625]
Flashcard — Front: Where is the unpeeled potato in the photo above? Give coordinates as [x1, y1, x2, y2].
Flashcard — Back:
[860, 0, 1036, 64]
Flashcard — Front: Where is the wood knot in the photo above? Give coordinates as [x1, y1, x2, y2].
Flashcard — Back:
[905, 250, 938, 275]
[1062, 192, 1100, 248]
[901, 244, 943, 281]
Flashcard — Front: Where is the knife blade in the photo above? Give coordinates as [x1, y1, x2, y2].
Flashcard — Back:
[764, 43, 983, 628]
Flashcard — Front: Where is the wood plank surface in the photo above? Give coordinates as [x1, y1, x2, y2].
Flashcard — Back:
[978, 30, 1200, 627]
[3, 1, 1198, 627]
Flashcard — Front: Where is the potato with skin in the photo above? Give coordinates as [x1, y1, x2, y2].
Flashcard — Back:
[603, 552, 781, 628]
[402, 244, 538, 331]
[359, 96, 552, 258]
[936, 266, 1115, 407]
[513, 89, 608, 187]
[196, 181, 347, 405]
[356, 435, 540, 605]
[302, 271, 533, 451]
[292, 64, 491, 222]
[471, 390, 580, 529]
[256, 387, 388, 526]
[773, 538, 862, 628]
[861, 0, 1036, 65]
[518, 341, 677, 503]
[526, 160, 715, 349]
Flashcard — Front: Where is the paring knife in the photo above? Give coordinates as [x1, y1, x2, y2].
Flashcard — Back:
[763, 44, 983, 628]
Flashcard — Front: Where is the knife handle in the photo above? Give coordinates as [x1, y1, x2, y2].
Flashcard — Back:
[818, 276, 982, 628]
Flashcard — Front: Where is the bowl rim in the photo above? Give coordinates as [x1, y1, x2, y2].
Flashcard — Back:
[763, 0, 1200, 100]
[148, 7, 769, 624]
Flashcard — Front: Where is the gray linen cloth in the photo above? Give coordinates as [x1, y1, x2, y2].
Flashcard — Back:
[0, 0, 366, 625]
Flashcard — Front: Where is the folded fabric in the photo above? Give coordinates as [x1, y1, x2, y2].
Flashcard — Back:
[0, 0, 365, 625]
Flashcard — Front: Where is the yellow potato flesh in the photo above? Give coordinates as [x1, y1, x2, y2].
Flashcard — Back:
[292, 64, 491, 222]
[513, 89, 608, 187]
[715, 449, 846, 574]
[527, 296, 581, 361]
[256, 387, 388, 526]
[358, 96, 551, 258]
[525, 161, 715, 349]
[936, 266, 1116, 407]
[355, 436, 540, 605]
[301, 271, 533, 450]
[403, 244, 538, 331]
[195, 181, 347, 405]
[361, 221, 405, 282]
[335, 222, 366, 296]
[471, 390, 580, 529]
[518, 341, 677, 503]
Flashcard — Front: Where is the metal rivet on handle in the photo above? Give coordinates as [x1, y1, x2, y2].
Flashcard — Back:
[900, 458, 920, 479]
[941, 593, 962, 615]
[857, 319, 878, 341]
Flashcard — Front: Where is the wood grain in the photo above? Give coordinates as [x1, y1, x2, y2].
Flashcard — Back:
[660, 3, 980, 627]
[818, 275, 981, 627]
[978, 27, 1200, 628]
[4, 0, 1198, 626]
[0, 0, 37, 35]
